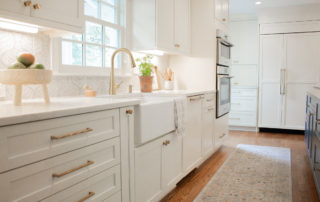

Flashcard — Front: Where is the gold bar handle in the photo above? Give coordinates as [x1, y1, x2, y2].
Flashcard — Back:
[52, 160, 94, 178]
[77, 191, 95, 202]
[24, 1, 32, 7]
[189, 96, 202, 102]
[51, 128, 93, 140]
[126, 109, 133, 114]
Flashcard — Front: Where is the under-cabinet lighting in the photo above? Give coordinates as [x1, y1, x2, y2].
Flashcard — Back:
[139, 50, 165, 56]
[0, 18, 38, 34]
[255, 1, 262, 5]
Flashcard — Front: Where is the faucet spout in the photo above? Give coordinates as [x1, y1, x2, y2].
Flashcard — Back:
[109, 48, 136, 95]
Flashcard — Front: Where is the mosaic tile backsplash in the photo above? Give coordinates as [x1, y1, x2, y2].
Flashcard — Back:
[0, 29, 140, 100]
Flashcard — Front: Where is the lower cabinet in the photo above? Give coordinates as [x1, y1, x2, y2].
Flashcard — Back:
[183, 95, 204, 173]
[134, 132, 182, 202]
[0, 106, 134, 202]
[202, 94, 216, 158]
[41, 166, 121, 202]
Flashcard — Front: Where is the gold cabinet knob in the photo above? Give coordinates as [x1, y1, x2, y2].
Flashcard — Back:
[24, 1, 32, 7]
[33, 3, 41, 10]
[174, 44, 180, 48]
[126, 109, 133, 115]
[222, 18, 226, 22]
[163, 141, 167, 146]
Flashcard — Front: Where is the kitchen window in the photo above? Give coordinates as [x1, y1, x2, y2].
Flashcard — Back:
[54, 0, 125, 75]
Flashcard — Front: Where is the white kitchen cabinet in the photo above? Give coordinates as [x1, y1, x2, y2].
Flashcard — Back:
[0, 106, 134, 202]
[183, 95, 203, 173]
[259, 32, 320, 130]
[202, 94, 215, 158]
[229, 87, 257, 130]
[131, 0, 191, 55]
[174, 0, 191, 53]
[161, 134, 183, 193]
[0, 0, 84, 33]
[215, 0, 229, 31]
[134, 137, 162, 202]
[134, 132, 182, 202]
[230, 21, 259, 65]
[215, 114, 229, 148]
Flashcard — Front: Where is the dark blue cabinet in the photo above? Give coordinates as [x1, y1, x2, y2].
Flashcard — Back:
[306, 93, 320, 197]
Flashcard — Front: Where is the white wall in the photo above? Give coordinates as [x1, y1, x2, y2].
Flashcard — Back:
[257, 3, 320, 23]
[168, 0, 216, 91]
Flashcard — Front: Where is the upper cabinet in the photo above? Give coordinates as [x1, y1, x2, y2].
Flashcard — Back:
[0, 0, 84, 33]
[215, 0, 229, 32]
[131, 0, 191, 55]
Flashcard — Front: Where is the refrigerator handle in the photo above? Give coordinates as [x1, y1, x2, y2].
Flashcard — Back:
[280, 69, 286, 95]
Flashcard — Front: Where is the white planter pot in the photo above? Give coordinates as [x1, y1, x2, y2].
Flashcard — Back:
[164, 81, 174, 90]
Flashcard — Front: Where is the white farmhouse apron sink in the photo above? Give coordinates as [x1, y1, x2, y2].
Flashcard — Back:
[98, 94, 175, 146]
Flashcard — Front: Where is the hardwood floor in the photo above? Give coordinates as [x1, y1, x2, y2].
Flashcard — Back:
[161, 131, 319, 202]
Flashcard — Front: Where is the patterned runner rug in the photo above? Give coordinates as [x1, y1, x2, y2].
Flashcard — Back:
[195, 144, 292, 202]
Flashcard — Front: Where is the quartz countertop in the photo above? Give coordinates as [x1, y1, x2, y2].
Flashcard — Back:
[0, 97, 140, 127]
[140, 89, 216, 97]
[0, 89, 215, 127]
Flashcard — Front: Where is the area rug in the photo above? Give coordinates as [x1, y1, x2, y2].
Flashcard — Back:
[195, 144, 292, 202]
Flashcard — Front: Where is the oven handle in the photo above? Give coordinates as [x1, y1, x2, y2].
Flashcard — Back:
[221, 76, 234, 79]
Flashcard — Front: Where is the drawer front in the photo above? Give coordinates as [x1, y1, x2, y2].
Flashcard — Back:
[0, 109, 119, 173]
[231, 97, 257, 112]
[41, 165, 121, 202]
[0, 138, 120, 202]
[204, 93, 215, 108]
[229, 112, 257, 126]
[231, 88, 257, 98]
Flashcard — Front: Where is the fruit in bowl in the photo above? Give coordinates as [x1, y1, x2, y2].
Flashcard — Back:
[30, 64, 45, 69]
[8, 53, 45, 70]
[17, 53, 35, 67]
[8, 62, 27, 69]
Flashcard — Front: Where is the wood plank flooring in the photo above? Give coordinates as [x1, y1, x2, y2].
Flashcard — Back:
[161, 131, 319, 202]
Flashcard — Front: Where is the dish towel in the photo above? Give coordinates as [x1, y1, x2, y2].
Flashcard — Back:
[174, 96, 187, 136]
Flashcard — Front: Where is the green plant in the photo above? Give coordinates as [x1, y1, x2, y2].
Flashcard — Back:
[136, 55, 154, 76]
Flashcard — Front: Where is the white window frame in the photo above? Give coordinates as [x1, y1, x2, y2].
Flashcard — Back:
[52, 0, 128, 77]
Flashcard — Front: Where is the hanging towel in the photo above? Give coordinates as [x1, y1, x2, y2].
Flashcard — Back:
[174, 96, 187, 136]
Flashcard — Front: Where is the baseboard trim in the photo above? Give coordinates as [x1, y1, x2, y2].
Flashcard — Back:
[259, 127, 305, 134]
[229, 126, 258, 132]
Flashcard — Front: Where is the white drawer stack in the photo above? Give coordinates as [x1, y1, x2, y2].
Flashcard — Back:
[0, 109, 126, 202]
[229, 87, 258, 130]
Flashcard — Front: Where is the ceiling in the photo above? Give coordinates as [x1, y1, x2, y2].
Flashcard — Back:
[230, 0, 320, 15]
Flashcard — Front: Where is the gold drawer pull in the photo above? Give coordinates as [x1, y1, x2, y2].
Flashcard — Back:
[51, 128, 93, 140]
[77, 191, 95, 202]
[126, 109, 133, 114]
[33, 3, 41, 10]
[24, 1, 32, 7]
[52, 160, 94, 178]
[189, 96, 202, 102]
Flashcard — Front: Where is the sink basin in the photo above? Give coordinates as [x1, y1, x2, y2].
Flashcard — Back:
[98, 94, 175, 146]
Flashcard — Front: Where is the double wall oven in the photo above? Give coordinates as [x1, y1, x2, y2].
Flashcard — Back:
[216, 30, 233, 118]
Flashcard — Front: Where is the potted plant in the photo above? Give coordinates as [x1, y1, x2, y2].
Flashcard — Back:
[136, 55, 155, 92]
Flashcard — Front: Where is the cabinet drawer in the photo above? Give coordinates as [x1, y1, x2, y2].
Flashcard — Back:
[0, 109, 119, 173]
[229, 111, 257, 126]
[41, 165, 121, 202]
[204, 93, 215, 108]
[0, 138, 120, 202]
[231, 88, 257, 97]
[231, 97, 257, 112]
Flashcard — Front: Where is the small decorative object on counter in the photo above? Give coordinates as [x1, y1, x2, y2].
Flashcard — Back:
[136, 55, 155, 93]
[83, 85, 97, 97]
[162, 68, 174, 90]
[0, 53, 52, 106]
